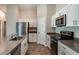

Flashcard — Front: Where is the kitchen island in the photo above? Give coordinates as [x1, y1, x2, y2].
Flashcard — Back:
[0, 36, 27, 55]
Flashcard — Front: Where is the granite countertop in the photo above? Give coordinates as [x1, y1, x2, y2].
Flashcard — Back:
[0, 36, 25, 55]
[29, 31, 37, 33]
[47, 32, 56, 35]
[59, 39, 79, 53]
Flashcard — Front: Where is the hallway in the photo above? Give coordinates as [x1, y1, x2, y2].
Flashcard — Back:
[26, 43, 54, 55]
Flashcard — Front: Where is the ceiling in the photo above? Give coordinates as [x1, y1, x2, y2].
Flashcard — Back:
[18, 4, 37, 10]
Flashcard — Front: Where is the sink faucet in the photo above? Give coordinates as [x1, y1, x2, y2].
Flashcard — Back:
[11, 34, 14, 38]
[11, 34, 18, 38]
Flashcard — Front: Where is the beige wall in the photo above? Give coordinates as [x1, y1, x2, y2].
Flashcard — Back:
[37, 4, 56, 32]
[37, 4, 47, 18]
[6, 5, 18, 37]
[19, 8, 37, 27]
[47, 4, 56, 32]
[0, 5, 6, 13]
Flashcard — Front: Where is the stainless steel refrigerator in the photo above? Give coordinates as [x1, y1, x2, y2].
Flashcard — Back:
[16, 22, 28, 36]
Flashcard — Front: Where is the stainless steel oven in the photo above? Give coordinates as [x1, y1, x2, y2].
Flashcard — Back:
[50, 34, 60, 55]
[50, 38, 58, 55]
[50, 31, 74, 55]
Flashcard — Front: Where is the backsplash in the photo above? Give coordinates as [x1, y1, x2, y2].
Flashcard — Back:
[56, 26, 79, 38]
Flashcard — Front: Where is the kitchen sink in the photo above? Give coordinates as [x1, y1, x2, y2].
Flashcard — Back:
[10, 37, 23, 41]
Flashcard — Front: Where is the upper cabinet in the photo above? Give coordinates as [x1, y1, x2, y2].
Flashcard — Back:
[66, 5, 75, 26]
[51, 15, 56, 27]
[51, 4, 79, 27]
[67, 5, 79, 27]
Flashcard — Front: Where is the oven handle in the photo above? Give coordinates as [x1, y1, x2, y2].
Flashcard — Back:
[52, 40, 57, 43]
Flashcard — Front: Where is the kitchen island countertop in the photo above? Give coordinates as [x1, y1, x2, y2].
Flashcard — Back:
[0, 36, 26, 55]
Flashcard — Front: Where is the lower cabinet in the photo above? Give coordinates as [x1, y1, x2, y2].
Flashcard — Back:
[29, 33, 37, 42]
[47, 35, 50, 49]
[58, 41, 79, 55]
[10, 44, 21, 55]
[10, 37, 28, 55]
[21, 38, 28, 55]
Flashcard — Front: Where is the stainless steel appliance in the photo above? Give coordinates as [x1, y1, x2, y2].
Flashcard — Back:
[50, 34, 60, 55]
[60, 31, 74, 40]
[16, 22, 28, 36]
[50, 31, 74, 55]
[56, 14, 66, 27]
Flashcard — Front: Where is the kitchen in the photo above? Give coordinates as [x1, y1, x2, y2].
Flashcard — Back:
[0, 4, 79, 55]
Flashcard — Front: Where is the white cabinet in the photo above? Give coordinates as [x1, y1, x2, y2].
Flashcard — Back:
[46, 35, 50, 49]
[29, 33, 37, 42]
[21, 37, 28, 55]
[54, 5, 79, 27]
[66, 5, 79, 27]
[67, 5, 75, 26]
[58, 41, 79, 55]
[51, 15, 56, 27]
[74, 5, 79, 26]
[51, 5, 68, 27]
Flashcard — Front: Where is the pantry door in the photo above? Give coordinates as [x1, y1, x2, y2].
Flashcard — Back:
[37, 17, 47, 46]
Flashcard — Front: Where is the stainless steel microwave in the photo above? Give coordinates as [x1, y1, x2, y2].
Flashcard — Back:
[56, 14, 66, 27]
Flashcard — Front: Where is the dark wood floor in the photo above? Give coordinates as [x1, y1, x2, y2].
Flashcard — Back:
[26, 43, 55, 55]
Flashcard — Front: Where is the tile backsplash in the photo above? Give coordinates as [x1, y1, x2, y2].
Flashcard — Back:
[56, 26, 79, 38]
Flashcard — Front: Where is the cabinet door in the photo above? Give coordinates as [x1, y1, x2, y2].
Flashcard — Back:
[58, 41, 79, 55]
[25, 38, 28, 52]
[51, 16, 54, 27]
[58, 41, 67, 55]
[51, 15, 56, 27]
[76, 5, 79, 26]
[21, 39, 27, 55]
[46, 35, 50, 49]
[73, 5, 79, 26]
[66, 47, 78, 55]
[58, 42, 63, 55]
[67, 5, 75, 26]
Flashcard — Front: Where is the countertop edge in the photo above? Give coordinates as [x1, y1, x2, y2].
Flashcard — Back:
[0, 37, 26, 55]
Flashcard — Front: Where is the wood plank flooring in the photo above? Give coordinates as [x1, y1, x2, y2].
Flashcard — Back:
[26, 43, 55, 55]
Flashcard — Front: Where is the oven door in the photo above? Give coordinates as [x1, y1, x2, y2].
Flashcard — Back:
[50, 39, 58, 55]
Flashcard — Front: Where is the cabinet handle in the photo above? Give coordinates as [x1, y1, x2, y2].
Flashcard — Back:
[73, 20, 74, 25]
